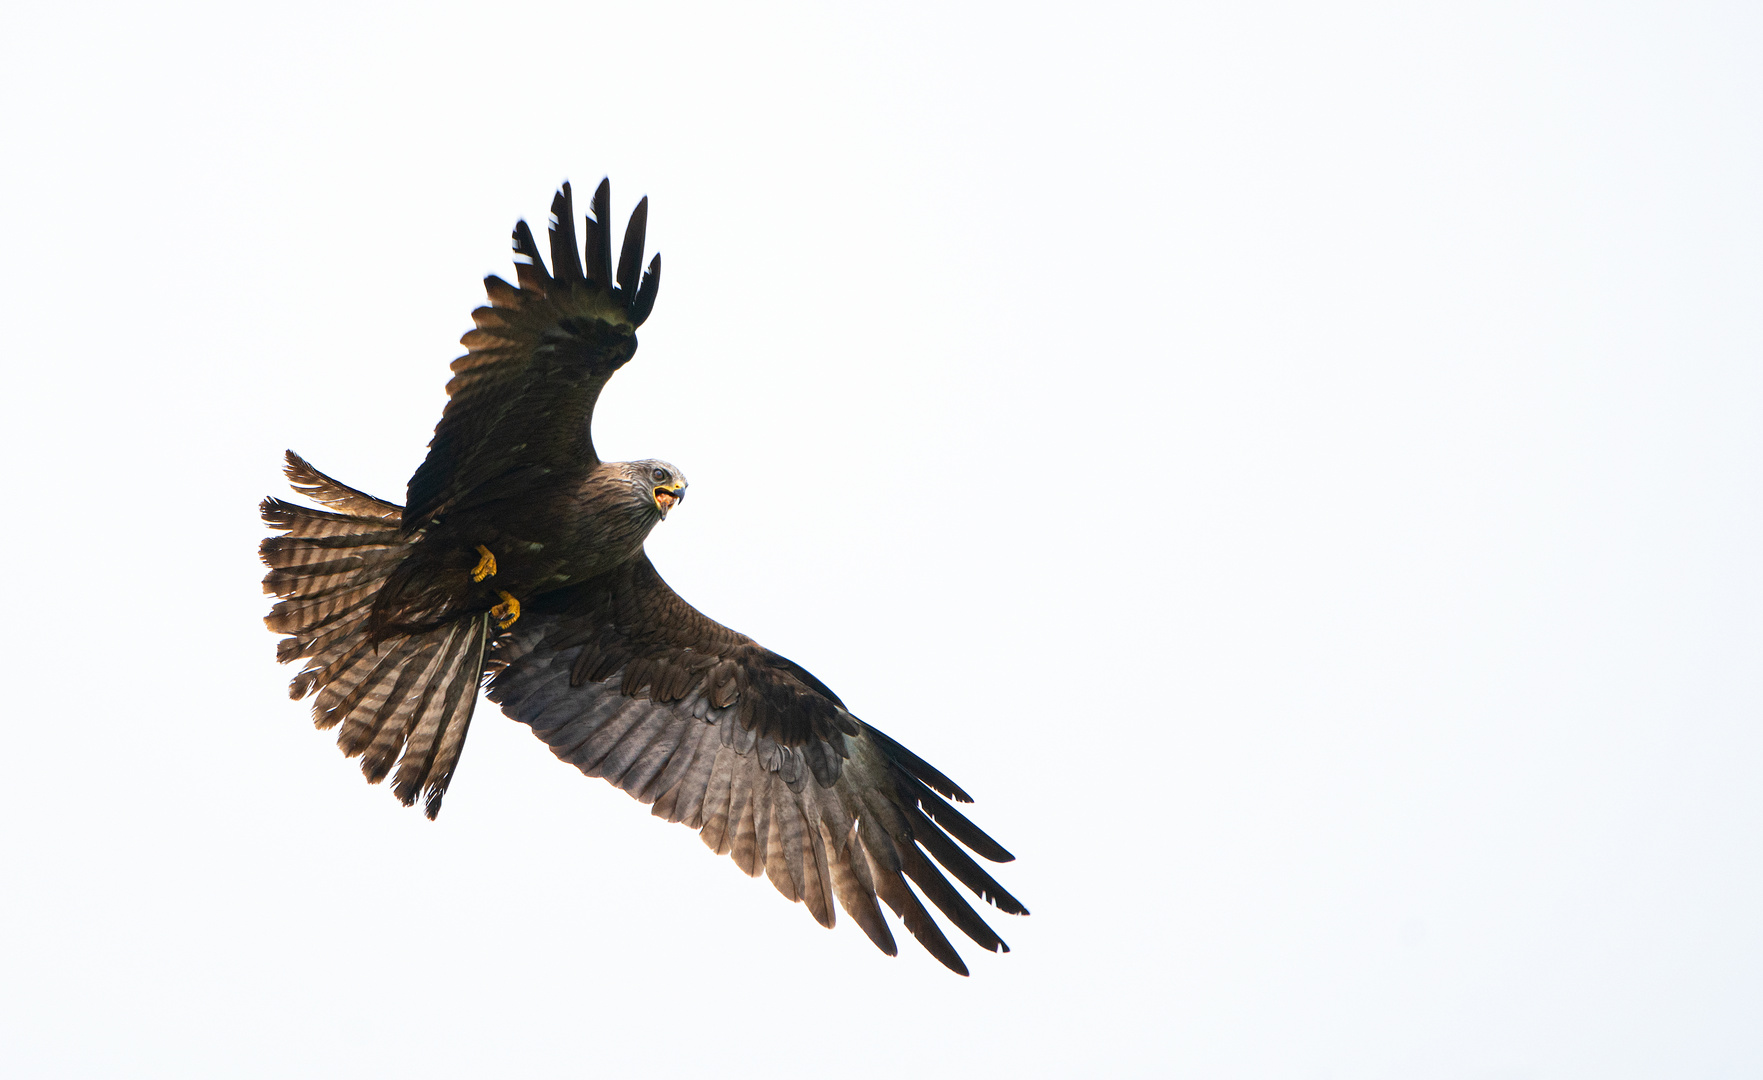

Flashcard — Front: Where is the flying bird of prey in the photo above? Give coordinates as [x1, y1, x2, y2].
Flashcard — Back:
[260, 180, 1025, 974]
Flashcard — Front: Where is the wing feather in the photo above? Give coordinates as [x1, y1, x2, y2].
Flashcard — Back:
[728, 769, 761, 875]
[866, 842, 968, 977]
[615, 718, 686, 800]
[646, 718, 714, 813]
[564, 698, 652, 774]
[616, 197, 648, 297]
[906, 805, 1027, 914]
[764, 792, 797, 902]
[825, 817, 896, 954]
[548, 182, 584, 284]
[800, 803, 836, 929]
[631, 255, 660, 325]
[698, 749, 739, 854]
[662, 725, 725, 828]
[587, 178, 614, 287]
[510, 219, 550, 293]
[896, 842, 1007, 954]
[595, 703, 673, 784]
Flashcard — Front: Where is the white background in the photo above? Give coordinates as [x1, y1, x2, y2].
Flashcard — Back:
[2, 2, 1759, 1076]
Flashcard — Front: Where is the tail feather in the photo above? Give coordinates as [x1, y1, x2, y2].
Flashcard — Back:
[362, 632, 454, 780]
[263, 450, 485, 816]
[288, 619, 379, 701]
[261, 548, 405, 600]
[282, 451, 403, 522]
[394, 617, 489, 818]
[333, 635, 434, 757]
[265, 578, 387, 636]
[260, 502, 403, 544]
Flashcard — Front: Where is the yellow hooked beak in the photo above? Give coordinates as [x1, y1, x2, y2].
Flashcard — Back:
[653, 480, 686, 517]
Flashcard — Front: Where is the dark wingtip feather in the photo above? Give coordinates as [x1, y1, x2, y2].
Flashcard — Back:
[589, 178, 614, 287]
[511, 219, 543, 266]
[631, 254, 660, 326]
[510, 220, 549, 292]
[912, 808, 1030, 915]
[866, 725, 975, 803]
[910, 778, 1015, 863]
[899, 845, 1009, 954]
[617, 196, 648, 300]
[549, 182, 584, 284]
[872, 865, 969, 975]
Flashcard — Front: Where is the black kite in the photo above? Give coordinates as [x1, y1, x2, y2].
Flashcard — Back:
[261, 181, 1024, 974]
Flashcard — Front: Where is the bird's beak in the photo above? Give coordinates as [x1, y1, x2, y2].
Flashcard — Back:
[653, 481, 686, 517]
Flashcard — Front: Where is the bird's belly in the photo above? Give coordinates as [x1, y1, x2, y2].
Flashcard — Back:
[465, 502, 647, 597]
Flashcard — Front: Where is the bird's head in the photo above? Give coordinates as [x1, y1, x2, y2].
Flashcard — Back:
[627, 459, 687, 519]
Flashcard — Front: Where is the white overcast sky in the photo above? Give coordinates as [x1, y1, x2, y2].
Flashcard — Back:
[3, 2, 1760, 1076]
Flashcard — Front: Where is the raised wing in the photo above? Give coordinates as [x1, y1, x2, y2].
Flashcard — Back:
[485, 554, 1028, 974]
[403, 180, 661, 530]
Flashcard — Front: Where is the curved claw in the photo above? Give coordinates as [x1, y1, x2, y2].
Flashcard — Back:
[492, 591, 521, 628]
[472, 545, 498, 582]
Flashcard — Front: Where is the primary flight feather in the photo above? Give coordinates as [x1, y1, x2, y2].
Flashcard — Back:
[260, 180, 1025, 974]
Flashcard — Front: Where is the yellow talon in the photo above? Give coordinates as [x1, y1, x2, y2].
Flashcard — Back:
[491, 590, 521, 628]
[471, 544, 498, 582]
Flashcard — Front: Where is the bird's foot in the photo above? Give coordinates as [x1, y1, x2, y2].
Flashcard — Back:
[491, 591, 521, 628]
[471, 545, 498, 582]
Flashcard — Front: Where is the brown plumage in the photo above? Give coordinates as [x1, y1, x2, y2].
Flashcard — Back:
[260, 180, 1025, 974]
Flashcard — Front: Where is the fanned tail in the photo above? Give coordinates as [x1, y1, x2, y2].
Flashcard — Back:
[261, 451, 487, 817]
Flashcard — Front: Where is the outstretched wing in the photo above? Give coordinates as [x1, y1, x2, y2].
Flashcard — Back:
[485, 554, 1028, 975]
[403, 179, 661, 530]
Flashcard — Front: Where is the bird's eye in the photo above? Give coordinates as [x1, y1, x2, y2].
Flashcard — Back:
[652, 467, 667, 482]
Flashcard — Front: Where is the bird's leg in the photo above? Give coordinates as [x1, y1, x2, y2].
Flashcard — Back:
[471, 544, 498, 582]
[491, 591, 521, 628]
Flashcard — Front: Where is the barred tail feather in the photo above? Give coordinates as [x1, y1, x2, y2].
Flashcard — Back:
[262, 450, 486, 816]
